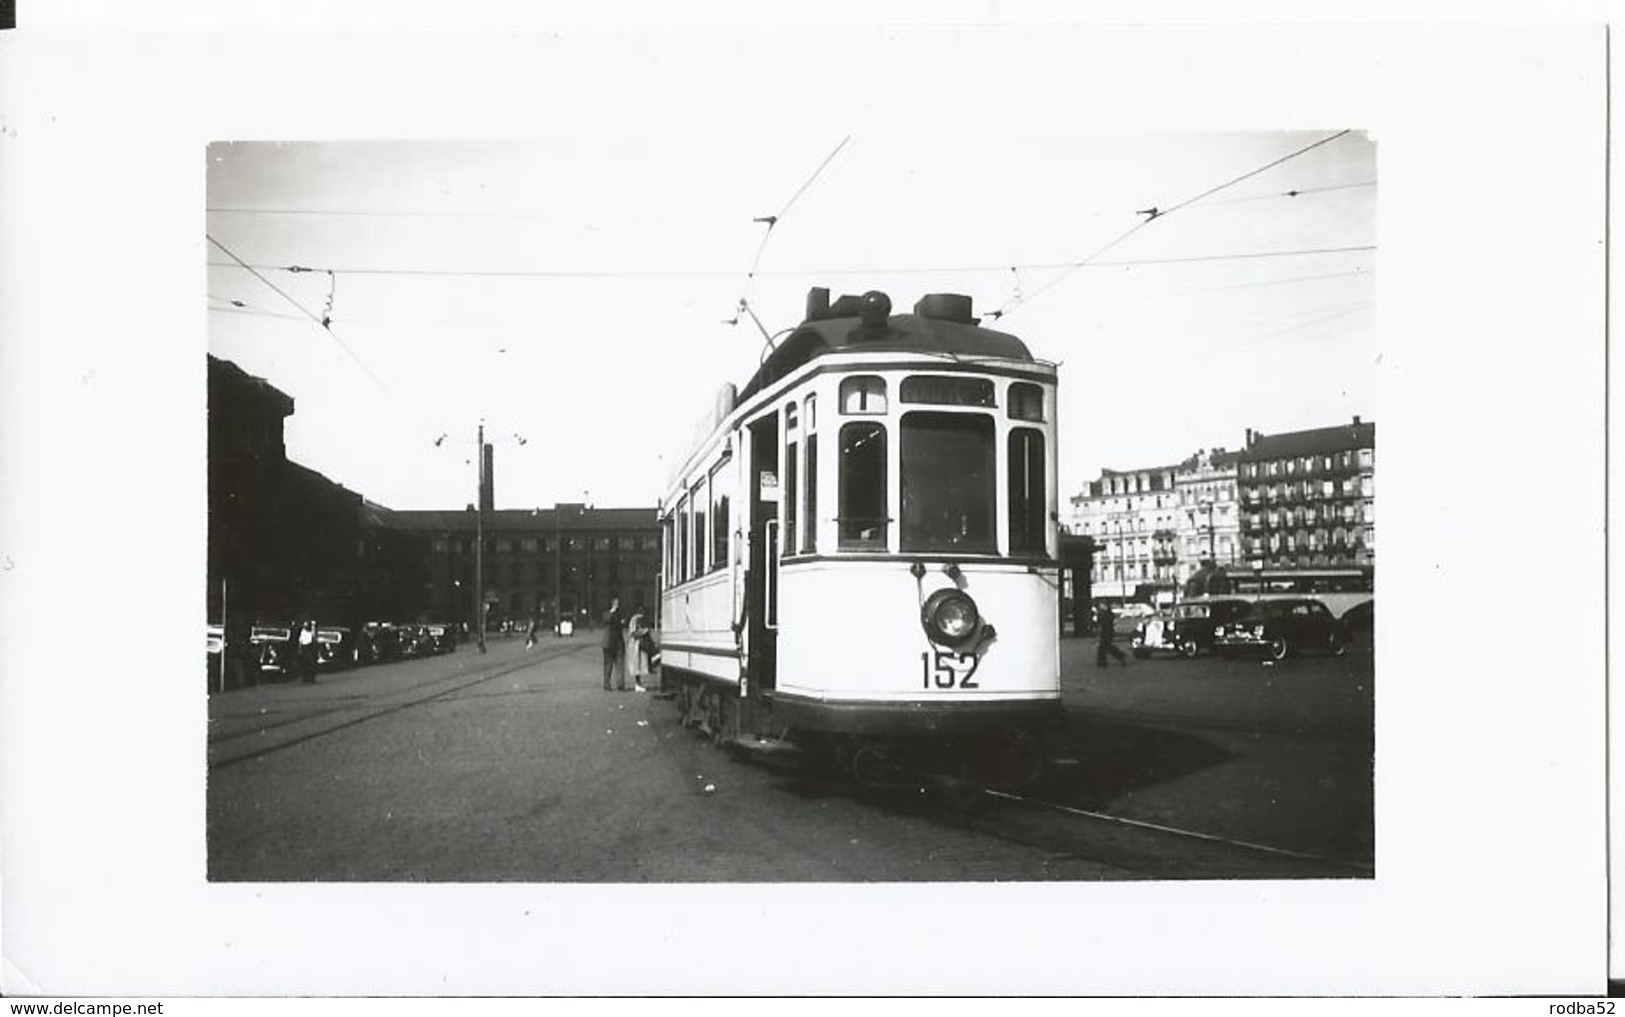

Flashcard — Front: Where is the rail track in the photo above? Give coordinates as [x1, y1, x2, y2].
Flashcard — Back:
[961, 785, 1373, 879]
[207, 642, 588, 768]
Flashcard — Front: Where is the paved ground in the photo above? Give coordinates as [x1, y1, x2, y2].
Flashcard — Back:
[207, 630, 1373, 881]
[208, 635, 1135, 881]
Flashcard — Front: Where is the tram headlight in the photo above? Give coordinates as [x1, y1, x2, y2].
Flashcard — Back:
[921, 589, 981, 648]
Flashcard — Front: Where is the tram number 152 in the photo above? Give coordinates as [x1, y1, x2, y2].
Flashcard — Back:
[921, 650, 980, 689]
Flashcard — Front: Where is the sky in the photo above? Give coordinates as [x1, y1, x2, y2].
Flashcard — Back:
[206, 130, 1375, 511]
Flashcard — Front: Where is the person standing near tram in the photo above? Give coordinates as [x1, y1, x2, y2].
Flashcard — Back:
[601, 597, 627, 691]
[1095, 602, 1129, 667]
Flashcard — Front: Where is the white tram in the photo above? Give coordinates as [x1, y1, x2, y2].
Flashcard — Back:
[657, 288, 1063, 787]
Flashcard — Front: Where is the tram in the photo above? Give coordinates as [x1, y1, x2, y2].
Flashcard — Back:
[657, 287, 1063, 788]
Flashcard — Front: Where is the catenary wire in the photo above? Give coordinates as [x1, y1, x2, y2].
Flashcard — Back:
[993, 130, 1355, 319]
[203, 244, 1374, 280]
[207, 234, 387, 390]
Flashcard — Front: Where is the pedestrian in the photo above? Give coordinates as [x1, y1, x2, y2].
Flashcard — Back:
[296, 618, 320, 683]
[525, 611, 541, 650]
[627, 608, 653, 692]
[1095, 603, 1129, 667]
[601, 597, 627, 691]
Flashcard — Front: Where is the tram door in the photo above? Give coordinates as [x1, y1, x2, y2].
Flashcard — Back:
[745, 414, 779, 692]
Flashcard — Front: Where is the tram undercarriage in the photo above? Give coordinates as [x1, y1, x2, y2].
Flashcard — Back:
[667, 668, 1053, 792]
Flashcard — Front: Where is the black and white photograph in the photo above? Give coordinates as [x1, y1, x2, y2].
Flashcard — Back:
[203, 131, 1377, 884]
[0, 7, 1610, 1002]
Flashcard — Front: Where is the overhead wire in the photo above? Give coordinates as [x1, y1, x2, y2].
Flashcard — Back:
[207, 234, 386, 390]
[991, 129, 1356, 320]
[731, 134, 852, 344]
[203, 243, 1373, 281]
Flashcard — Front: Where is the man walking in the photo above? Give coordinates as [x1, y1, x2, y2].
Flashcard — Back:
[1096, 603, 1129, 667]
[601, 597, 627, 691]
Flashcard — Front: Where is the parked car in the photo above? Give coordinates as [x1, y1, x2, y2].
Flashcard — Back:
[1132, 597, 1251, 659]
[425, 623, 456, 654]
[1097, 601, 1156, 636]
[1213, 597, 1352, 661]
[250, 623, 294, 677]
[315, 625, 356, 671]
[1341, 599, 1374, 634]
[206, 624, 225, 681]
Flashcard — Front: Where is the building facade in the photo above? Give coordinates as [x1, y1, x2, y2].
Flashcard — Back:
[1068, 462, 1187, 601]
[208, 356, 388, 627]
[209, 356, 660, 641]
[1067, 416, 1376, 602]
[1173, 448, 1241, 574]
[1236, 417, 1375, 570]
[384, 504, 661, 629]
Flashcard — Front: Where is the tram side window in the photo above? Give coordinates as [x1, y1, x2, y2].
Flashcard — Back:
[785, 440, 798, 555]
[710, 464, 730, 572]
[900, 412, 994, 553]
[677, 500, 689, 584]
[1008, 427, 1047, 555]
[804, 431, 818, 553]
[692, 480, 708, 577]
[838, 422, 888, 549]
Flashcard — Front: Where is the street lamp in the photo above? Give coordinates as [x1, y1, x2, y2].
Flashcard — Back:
[435, 424, 527, 654]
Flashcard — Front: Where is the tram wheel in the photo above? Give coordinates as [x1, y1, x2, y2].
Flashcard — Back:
[850, 743, 899, 787]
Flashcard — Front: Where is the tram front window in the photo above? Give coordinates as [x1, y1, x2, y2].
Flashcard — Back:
[900, 412, 995, 553]
[838, 422, 888, 549]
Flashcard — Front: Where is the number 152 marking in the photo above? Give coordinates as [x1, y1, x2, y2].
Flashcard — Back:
[921, 650, 980, 689]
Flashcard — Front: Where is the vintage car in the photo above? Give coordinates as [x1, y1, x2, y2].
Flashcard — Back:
[425, 623, 456, 654]
[250, 623, 294, 677]
[1213, 597, 1353, 661]
[1132, 598, 1252, 659]
[1094, 601, 1156, 637]
[398, 624, 440, 658]
[315, 625, 356, 671]
[358, 622, 403, 664]
[206, 624, 225, 681]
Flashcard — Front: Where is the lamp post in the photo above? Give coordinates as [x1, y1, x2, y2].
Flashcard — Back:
[437, 425, 527, 654]
[475, 421, 486, 653]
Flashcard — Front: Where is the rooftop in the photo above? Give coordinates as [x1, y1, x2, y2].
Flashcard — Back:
[1240, 417, 1375, 460]
[383, 506, 658, 533]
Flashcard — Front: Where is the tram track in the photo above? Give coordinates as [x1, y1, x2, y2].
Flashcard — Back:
[955, 785, 1373, 879]
[208, 642, 588, 768]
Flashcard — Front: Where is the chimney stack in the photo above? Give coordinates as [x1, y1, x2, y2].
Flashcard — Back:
[480, 443, 495, 513]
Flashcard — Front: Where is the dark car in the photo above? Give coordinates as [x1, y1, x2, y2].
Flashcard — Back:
[424, 623, 456, 654]
[206, 624, 225, 684]
[1213, 598, 1352, 661]
[358, 622, 402, 664]
[315, 625, 356, 671]
[1132, 597, 1251, 659]
[250, 623, 294, 677]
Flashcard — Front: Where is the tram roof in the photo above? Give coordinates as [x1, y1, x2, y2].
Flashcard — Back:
[739, 291, 1037, 401]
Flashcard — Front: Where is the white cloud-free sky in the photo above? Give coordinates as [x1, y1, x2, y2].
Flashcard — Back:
[206, 130, 1374, 510]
